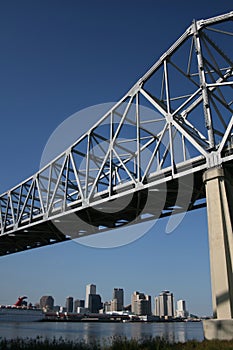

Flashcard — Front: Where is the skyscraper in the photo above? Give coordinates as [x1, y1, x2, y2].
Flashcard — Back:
[66, 296, 74, 313]
[104, 301, 112, 313]
[131, 291, 151, 316]
[85, 284, 96, 309]
[155, 290, 174, 319]
[112, 288, 124, 311]
[176, 299, 188, 318]
[74, 299, 85, 312]
[88, 294, 102, 313]
[39, 296, 54, 311]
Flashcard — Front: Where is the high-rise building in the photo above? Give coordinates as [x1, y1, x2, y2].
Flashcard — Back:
[131, 291, 151, 316]
[110, 299, 118, 312]
[88, 294, 102, 313]
[39, 296, 54, 311]
[155, 290, 174, 319]
[85, 284, 96, 309]
[104, 301, 112, 313]
[176, 299, 188, 318]
[112, 288, 124, 311]
[74, 299, 85, 312]
[66, 296, 74, 313]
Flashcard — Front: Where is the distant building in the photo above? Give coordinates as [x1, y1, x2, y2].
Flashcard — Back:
[176, 299, 188, 318]
[88, 294, 102, 313]
[131, 291, 151, 316]
[77, 307, 89, 314]
[112, 288, 124, 311]
[74, 299, 85, 312]
[111, 298, 118, 312]
[124, 304, 131, 312]
[155, 291, 174, 319]
[85, 284, 96, 309]
[40, 296, 54, 312]
[59, 306, 67, 313]
[66, 296, 73, 313]
[104, 301, 112, 313]
[53, 305, 60, 312]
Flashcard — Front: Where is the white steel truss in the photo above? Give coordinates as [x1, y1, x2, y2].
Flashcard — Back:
[1, 12, 233, 254]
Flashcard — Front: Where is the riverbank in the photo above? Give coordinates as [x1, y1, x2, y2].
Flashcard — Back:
[0, 337, 233, 349]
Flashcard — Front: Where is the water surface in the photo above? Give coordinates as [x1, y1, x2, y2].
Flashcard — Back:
[0, 321, 204, 343]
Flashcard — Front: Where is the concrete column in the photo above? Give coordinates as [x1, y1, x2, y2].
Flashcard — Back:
[203, 166, 233, 320]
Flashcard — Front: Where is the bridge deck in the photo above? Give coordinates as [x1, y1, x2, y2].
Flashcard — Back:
[1, 12, 233, 256]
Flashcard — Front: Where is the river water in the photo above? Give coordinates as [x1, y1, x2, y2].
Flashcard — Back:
[0, 321, 204, 343]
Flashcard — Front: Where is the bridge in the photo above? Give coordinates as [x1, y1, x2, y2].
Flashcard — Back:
[1, 11, 233, 339]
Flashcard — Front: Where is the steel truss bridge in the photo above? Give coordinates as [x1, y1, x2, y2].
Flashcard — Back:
[1, 11, 233, 256]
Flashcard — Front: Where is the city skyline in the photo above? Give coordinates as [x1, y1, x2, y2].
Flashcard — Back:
[0, 1, 232, 317]
[34, 284, 194, 317]
[11, 286, 195, 321]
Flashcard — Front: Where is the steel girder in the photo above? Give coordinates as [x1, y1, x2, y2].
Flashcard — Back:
[1, 12, 233, 254]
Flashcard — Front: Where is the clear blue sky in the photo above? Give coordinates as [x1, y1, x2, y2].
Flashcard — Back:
[0, 0, 232, 316]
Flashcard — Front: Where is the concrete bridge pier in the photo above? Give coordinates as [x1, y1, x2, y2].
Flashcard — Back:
[202, 166, 233, 340]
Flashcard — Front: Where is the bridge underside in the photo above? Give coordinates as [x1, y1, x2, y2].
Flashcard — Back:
[2, 159, 233, 257]
[0, 169, 206, 256]
[0, 221, 69, 256]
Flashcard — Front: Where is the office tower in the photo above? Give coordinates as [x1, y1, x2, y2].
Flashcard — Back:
[155, 290, 174, 318]
[74, 299, 85, 312]
[88, 294, 102, 313]
[112, 288, 124, 311]
[104, 301, 112, 313]
[176, 299, 188, 318]
[66, 296, 74, 313]
[85, 284, 96, 308]
[39, 296, 54, 311]
[110, 299, 118, 312]
[131, 291, 152, 316]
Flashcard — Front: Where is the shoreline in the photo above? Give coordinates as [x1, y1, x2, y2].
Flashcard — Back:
[0, 337, 233, 349]
[42, 318, 202, 323]
[43, 312, 204, 323]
